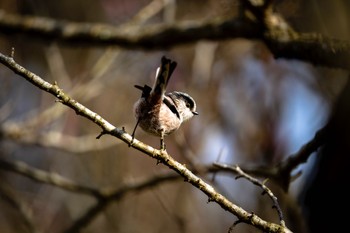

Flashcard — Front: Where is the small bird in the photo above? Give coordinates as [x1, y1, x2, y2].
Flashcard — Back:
[132, 56, 198, 150]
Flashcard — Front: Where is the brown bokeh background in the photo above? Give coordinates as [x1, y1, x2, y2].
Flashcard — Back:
[1, 0, 349, 232]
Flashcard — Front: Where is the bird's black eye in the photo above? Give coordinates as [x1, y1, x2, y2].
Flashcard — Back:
[186, 103, 191, 108]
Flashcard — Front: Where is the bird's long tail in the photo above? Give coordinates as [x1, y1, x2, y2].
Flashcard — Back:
[152, 56, 177, 96]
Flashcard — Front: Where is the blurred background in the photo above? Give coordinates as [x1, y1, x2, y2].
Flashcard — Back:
[0, 0, 349, 232]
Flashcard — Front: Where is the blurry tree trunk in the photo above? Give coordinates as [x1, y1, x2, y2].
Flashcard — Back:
[302, 76, 350, 232]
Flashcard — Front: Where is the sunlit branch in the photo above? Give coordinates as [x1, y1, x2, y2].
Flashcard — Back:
[0, 51, 291, 233]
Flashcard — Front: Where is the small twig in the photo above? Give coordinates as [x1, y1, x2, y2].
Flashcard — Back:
[213, 163, 286, 227]
[212, 126, 327, 192]
[96, 130, 107, 139]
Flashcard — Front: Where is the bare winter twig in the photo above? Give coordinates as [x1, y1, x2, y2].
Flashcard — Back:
[213, 163, 286, 227]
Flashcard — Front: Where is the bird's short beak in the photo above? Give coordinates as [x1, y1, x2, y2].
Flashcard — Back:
[193, 111, 199, 115]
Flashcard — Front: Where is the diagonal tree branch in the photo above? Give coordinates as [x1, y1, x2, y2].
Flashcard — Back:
[213, 126, 328, 192]
[0, 51, 292, 233]
[0, 158, 180, 233]
[63, 172, 180, 233]
[0, 184, 38, 233]
[0, 159, 104, 198]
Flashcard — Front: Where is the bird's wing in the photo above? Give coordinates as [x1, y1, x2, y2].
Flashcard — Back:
[163, 95, 180, 119]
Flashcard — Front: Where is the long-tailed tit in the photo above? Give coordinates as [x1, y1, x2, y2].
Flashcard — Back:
[132, 56, 198, 150]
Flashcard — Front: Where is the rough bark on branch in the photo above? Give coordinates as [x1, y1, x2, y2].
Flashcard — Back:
[0, 51, 292, 233]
